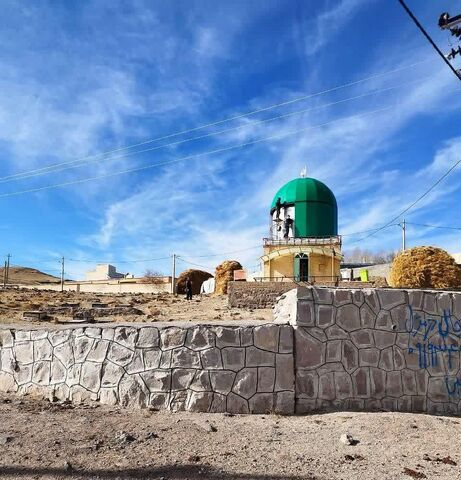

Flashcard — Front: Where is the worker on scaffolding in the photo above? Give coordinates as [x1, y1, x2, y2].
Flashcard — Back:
[275, 197, 282, 220]
[284, 215, 293, 239]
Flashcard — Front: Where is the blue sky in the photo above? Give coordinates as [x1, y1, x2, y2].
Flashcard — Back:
[1, 0, 461, 278]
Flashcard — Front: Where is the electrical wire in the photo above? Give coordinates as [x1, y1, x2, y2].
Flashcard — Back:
[341, 224, 399, 237]
[175, 244, 264, 270]
[66, 244, 263, 265]
[0, 105, 394, 199]
[0, 60, 431, 184]
[176, 257, 214, 270]
[405, 221, 461, 230]
[0, 77, 429, 184]
[184, 245, 261, 258]
[354, 157, 461, 243]
[8, 258, 64, 265]
[5, 219, 460, 269]
[397, 0, 461, 80]
[66, 256, 171, 264]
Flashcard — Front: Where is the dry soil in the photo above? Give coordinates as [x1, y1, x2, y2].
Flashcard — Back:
[0, 393, 460, 479]
[0, 289, 272, 325]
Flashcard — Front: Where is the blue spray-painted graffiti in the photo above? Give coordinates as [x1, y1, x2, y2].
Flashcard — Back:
[406, 306, 461, 340]
[445, 377, 461, 396]
[406, 305, 461, 370]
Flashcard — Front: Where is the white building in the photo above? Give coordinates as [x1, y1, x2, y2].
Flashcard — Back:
[85, 264, 126, 281]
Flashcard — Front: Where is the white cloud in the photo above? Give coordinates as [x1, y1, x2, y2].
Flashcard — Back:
[420, 137, 461, 175]
[83, 53, 461, 266]
[301, 0, 375, 56]
[4, 0, 461, 273]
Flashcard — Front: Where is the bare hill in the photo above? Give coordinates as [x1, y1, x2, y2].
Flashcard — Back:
[0, 266, 60, 285]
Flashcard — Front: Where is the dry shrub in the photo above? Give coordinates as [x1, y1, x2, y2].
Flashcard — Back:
[215, 260, 243, 295]
[148, 307, 161, 317]
[390, 246, 461, 289]
[141, 270, 166, 285]
[176, 269, 213, 295]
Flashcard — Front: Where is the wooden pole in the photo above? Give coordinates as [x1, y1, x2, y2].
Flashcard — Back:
[5, 254, 10, 285]
[171, 254, 176, 295]
[61, 257, 65, 292]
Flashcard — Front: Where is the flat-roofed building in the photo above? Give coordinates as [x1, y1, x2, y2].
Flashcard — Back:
[85, 264, 126, 281]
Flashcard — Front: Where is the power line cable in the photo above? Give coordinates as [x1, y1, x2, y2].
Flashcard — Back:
[354, 157, 461, 243]
[66, 244, 263, 264]
[9, 258, 64, 265]
[7, 220, 459, 269]
[176, 257, 214, 271]
[405, 221, 461, 230]
[0, 78, 429, 184]
[175, 245, 264, 270]
[0, 59, 430, 183]
[397, 0, 461, 80]
[184, 245, 261, 258]
[0, 105, 394, 199]
[341, 224, 399, 237]
[66, 255, 171, 264]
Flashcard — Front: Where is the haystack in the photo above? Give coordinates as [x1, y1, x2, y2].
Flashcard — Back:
[176, 269, 213, 295]
[390, 246, 461, 289]
[215, 260, 243, 295]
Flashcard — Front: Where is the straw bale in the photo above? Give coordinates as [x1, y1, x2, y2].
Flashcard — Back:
[176, 269, 213, 295]
[390, 246, 461, 289]
[215, 260, 243, 295]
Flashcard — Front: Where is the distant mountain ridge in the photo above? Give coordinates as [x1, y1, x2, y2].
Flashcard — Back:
[0, 266, 61, 285]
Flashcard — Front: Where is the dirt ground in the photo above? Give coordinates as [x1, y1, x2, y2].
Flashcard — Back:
[1, 289, 460, 480]
[0, 289, 272, 325]
[0, 393, 460, 480]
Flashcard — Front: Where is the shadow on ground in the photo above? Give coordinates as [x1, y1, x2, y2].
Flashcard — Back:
[0, 465, 317, 479]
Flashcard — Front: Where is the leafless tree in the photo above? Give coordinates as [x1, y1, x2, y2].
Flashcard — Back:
[343, 248, 398, 264]
[141, 269, 165, 284]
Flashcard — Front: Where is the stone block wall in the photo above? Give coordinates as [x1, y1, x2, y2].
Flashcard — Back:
[228, 281, 375, 309]
[275, 287, 461, 415]
[2, 286, 461, 416]
[228, 281, 298, 309]
[0, 322, 294, 414]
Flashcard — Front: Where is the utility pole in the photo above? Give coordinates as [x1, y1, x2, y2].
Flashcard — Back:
[171, 254, 176, 295]
[2, 261, 6, 288]
[5, 254, 11, 286]
[60, 256, 65, 292]
[397, 0, 461, 81]
[439, 12, 461, 30]
[398, 220, 406, 252]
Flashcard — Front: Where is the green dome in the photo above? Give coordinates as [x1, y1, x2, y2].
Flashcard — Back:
[271, 177, 336, 208]
[271, 177, 338, 237]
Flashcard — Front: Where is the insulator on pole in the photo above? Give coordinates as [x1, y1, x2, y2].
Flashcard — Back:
[439, 12, 461, 30]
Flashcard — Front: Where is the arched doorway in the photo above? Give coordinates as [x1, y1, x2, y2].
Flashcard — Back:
[294, 253, 309, 282]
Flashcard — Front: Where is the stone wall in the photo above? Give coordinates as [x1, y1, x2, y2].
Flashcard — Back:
[19, 280, 171, 294]
[2, 286, 461, 416]
[228, 281, 374, 309]
[0, 322, 294, 414]
[228, 281, 299, 309]
[275, 287, 461, 415]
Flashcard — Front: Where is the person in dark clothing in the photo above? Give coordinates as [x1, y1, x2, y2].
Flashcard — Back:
[284, 215, 293, 238]
[185, 277, 193, 300]
[275, 197, 282, 220]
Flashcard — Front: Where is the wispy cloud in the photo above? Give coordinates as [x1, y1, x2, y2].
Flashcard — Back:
[1, 0, 461, 276]
[300, 0, 375, 56]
